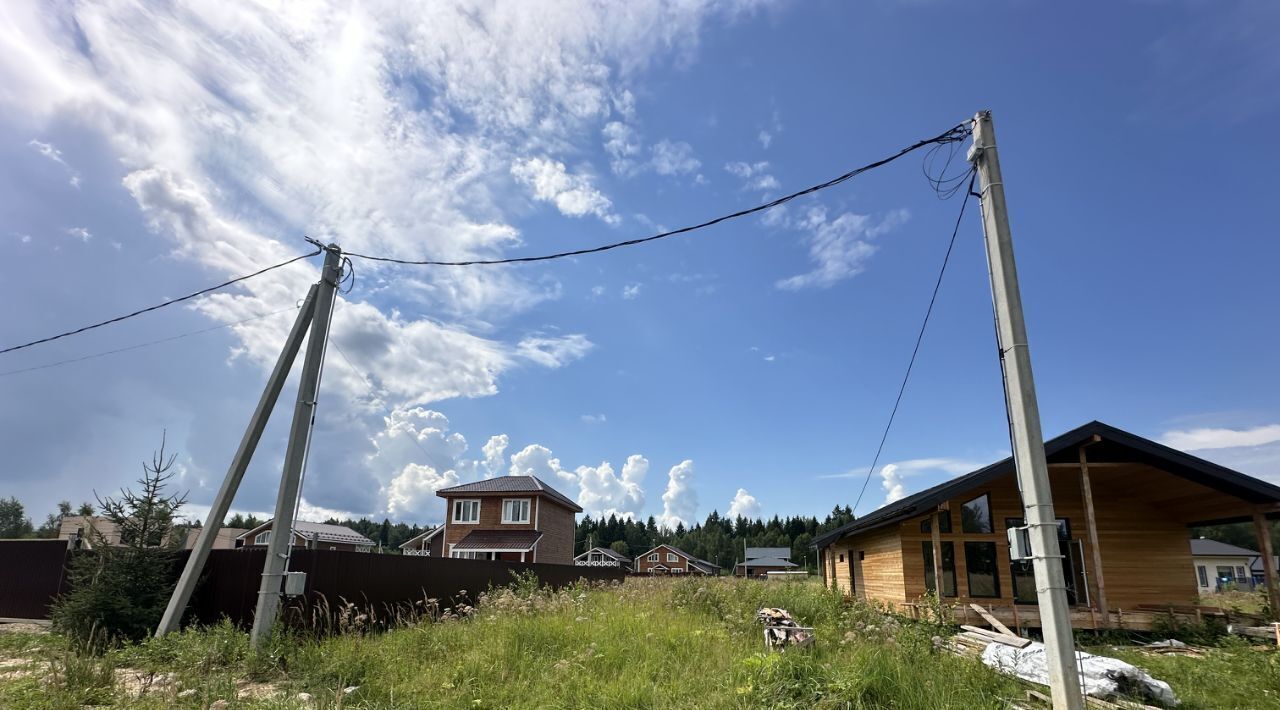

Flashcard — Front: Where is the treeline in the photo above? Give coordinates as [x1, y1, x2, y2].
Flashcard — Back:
[0, 497, 96, 539]
[576, 505, 857, 570]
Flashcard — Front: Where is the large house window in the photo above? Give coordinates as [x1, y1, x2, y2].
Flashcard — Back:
[255, 531, 272, 545]
[919, 510, 953, 534]
[1196, 565, 1208, 587]
[666, 553, 678, 563]
[648, 553, 659, 562]
[501, 498, 530, 524]
[921, 541, 957, 597]
[452, 550, 488, 560]
[964, 541, 1001, 598]
[961, 494, 993, 534]
[452, 499, 481, 524]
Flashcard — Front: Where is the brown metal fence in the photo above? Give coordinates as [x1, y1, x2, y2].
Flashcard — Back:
[0, 541, 625, 626]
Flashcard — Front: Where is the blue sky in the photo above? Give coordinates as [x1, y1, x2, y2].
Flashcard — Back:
[1, 1, 1277, 529]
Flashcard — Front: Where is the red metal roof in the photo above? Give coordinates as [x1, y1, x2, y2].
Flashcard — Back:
[452, 529, 543, 552]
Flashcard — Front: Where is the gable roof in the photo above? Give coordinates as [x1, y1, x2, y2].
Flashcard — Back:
[635, 543, 721, 571]
[745, 547, 791, 561]
[813, 420, 1280, 549]
[735, 557, 798, 569]
[575, 546, 630, 562]
[238, 520, 375, 546]
[1189, 538, 1259, 557]
[436, 475, 583, 512]
[398, 525, 443, 549]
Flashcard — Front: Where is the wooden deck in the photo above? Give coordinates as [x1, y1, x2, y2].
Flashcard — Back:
[900, 601, 1267, 632]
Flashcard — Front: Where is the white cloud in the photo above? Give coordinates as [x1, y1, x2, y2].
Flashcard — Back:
[1161, 424, 1280, 451]
[776, 207, 909, 291]
[508, 445, 648, 519]
[622, 283, 642, 300]
[511, 157, 619, 224]
[757, 130, 772, 149]
[724, 160, 779, 191]
[820, 457, 981, 481]
[650, 139, 700, 176]
[590, 285, 606, 298]
[763, 354, 776, 362]
[385, 463, 460, 518]
[581, 413, 607, 424]
[880, 463, 907, 503]
[727, 487, 760, 519]
[516, 334, 594, 368]
[29, 139, 65, 165]
[602, 121, 643, 177]
[481, 434, 509, 479]
[0, 0, 769, 517]
[65, 226, 91, 242]
[657, 459, 697, 529]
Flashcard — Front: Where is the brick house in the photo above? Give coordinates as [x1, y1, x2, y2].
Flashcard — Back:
[634, 544, 720, 576]
[436, 475, 582, 564]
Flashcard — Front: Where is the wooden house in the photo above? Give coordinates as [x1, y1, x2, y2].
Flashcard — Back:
[398, 525, 444, 557]
[435, 475, 582, 564]
[634, 544, 720, 575]
[813, 421, 1280, 629]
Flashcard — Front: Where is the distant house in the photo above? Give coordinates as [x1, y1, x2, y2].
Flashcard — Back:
[735, 547, 799, 578]
[1190, 539, 1258, 594]
[812, 420, 1280, 630]
[634, 544, 720, 576]
[435, 475, 582, 564]
[575, 546, 633, 572]
[237, 520, 375, 552]
[56, 515, 232, 549]
[398, 525, 444, 557]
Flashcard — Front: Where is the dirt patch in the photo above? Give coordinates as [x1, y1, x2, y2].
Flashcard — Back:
[0, 622, 50, 635]
[0, 657, 38, 681]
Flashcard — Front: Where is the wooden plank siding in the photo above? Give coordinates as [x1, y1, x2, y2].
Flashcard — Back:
[827, 526, 906, 604]
[833, 463, 1211, 615]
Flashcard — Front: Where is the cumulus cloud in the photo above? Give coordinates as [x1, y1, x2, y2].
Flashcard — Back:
[0, 0, 767, 517]
[1161, 424, 1280, 451]
[776, 207, 910, 291]
[511, 157, 619, 224]
[385, 463, 461, 518]
[724, 160, 780, 191]
[65, 227, 91, 242]
[370, 408, 505, 519]
[508, 445, 649, 519]
[657, 459, 697, 529]
[481, 434, 509, 479]
[622, 283, 642, 300]
[727, 488, 760, 519]
[651, 139, 700, 176]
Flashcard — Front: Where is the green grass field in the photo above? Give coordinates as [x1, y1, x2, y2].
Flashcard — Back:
[0, 576, 1276, 709]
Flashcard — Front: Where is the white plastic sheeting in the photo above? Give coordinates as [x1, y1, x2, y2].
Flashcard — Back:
[982, 641, 1179, 706]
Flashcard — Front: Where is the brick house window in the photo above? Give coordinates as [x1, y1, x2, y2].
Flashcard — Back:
[666, 553, 678, 563]
[501, 498, 531, 524]
[255, 531, 271, 545]
[452, 499, 481, 524]
[648, 553, 659, 562]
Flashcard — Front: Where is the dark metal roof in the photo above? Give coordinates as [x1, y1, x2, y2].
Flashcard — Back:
[397, 525, 443, 549]
[813, 420, 1280, 549]
[734, 557, 797, 569]
[436, 475, 583, 512]
[745, 547, 791, 561]
[688, 559, 720, 574]
[452, 529, 544, 551]
[1189, 539, 1259, 557]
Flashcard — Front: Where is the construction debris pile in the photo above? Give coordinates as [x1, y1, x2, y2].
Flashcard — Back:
[948, 605, 1177, 708]
[755, 607, 814, 650]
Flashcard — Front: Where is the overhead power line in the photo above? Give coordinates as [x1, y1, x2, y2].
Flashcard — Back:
[851, 168, 979, 514]
[344, 122, 973, 267]
[0, 306, 301, 378]
[0, 249, 321, 357]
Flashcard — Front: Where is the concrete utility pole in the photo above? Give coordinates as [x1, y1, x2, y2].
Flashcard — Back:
[249, 245, 342, 648]
[969, 111, 1084, 710]
[155, 284, 319, 637]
